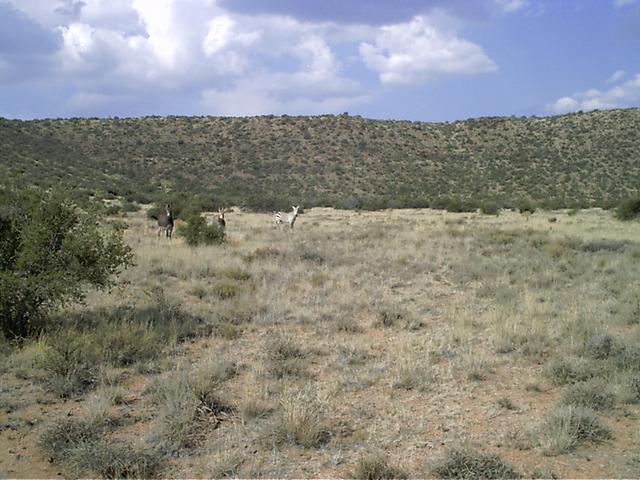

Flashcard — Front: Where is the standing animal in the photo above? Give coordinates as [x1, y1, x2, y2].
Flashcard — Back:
[275, 205, 300, 230]
[215, 208, 227, 229]
[157, 204, 174, 239]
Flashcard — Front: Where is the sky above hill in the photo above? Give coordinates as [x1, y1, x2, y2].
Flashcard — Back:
[1, 0, 639, 121]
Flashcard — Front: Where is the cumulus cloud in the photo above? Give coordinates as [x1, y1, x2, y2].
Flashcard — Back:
[546, 73, 640, 114]
[359, 15, 496, 84]
[0, 0, 508, 117]
[201, 33, 368, 115]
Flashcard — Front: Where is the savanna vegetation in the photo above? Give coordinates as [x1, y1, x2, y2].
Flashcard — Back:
[1, 108, 639, 477]
[1, 108, 639, 213]
[2, 205, 640, 478]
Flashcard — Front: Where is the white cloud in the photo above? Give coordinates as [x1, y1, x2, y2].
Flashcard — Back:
[613, 0, 639, 7]
[493, 0, 528, 13]
[359, 15, 496, 84]
[608, 70, 626, 82]
[201, 34, 367, 115]
[1, 0, 502, 117]
[546, 73, 640, 114]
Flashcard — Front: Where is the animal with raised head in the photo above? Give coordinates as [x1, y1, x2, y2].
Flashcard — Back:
[275, 205, 300, 230]
[157, 204, 174, 239]
[215, 208, 227, 229]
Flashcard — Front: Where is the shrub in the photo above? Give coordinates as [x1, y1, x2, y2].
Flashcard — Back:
[584, 332, 617, 360]
[352, 451, 409, 480]
[516, 199, 536, 215]
[264, 333, 306, 378]
[431, 447, 522, 479]
[615, 198, 640, 221]
[211, 280, 242, 300]
[480, 200, 500, 215]
[268, 387, 331, 448]
[538, 406, 611, 456]
[181, 214, 225, 246]
[39, 417, 158, 478]
[0, 187, 133, 338]
[561, 380, 615, 411]
[546, 356, 595, 385]
[39, 329, 101, 397]
[66, 439, 160, 479]
[150, 365, 232, 452]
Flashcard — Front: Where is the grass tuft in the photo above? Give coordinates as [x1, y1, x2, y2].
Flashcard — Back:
[538, 405, 612, 456]
[352, 451, 409, 479]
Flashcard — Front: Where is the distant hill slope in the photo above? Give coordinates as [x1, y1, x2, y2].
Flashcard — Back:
[1, 109, 639, 209]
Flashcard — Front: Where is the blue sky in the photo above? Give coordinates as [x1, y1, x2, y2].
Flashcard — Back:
[1, 0, 638, 121]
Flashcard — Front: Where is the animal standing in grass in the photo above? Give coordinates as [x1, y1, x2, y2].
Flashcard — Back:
[215, 208, 227, 229]
[157, 204, 174, 239]
[275, 206, 300, 230]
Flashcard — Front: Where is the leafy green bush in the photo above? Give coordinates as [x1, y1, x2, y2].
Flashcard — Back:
[480, 200, 500, 215]
[0, 187, 133, 338]
[180, 214, 225, 246]
[615, 198, 640, 221]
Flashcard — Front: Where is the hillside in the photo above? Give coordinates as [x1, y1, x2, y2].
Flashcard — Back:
[1, 109, 639, 210]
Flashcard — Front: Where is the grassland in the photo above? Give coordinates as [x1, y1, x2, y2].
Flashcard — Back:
[1, 207, 640, 478]
[1, 108, 639, 210]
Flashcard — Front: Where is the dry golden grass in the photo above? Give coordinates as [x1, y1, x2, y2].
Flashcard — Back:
[2, 207, 640, 478]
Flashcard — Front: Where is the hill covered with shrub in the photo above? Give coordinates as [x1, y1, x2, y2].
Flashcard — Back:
[1, 108, 638, 211]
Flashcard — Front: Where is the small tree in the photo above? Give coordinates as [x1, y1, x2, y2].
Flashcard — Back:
[0, 187, 134, 338]
[180, 214, 225, 246]
[615, 198, 640, 221]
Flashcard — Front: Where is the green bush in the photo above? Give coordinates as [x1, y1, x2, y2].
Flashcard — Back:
[615, 198, 640, 221]
[0, 187, 133, 338]
[480, 200, 500, 215]
[180, 214, 225, 246]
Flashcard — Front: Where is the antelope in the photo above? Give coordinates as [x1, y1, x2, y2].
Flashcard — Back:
[275, 205, 300, 230]
[157, 204, 174, 239]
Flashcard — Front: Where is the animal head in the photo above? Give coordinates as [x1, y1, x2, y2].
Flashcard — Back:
[166, 204, 172, 216]
[218, 208, 226, 219]
[292, 205, 300, 215]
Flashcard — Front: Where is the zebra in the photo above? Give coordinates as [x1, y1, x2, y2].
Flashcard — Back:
[275, 205, 300, 230]
[215, 208, 227, 229]
[157, 204, 174, 239]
